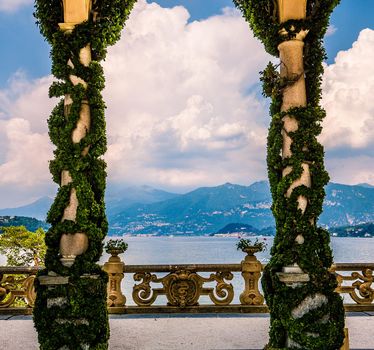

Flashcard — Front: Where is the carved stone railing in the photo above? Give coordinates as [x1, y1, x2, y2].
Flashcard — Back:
[331, 263, 374, 311]
[1, 256, 373, 315]
[0, 266, 39, 313]
[128, 264, 239, 308]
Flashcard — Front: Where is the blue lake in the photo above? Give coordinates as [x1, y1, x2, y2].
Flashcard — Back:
[99, 236, 374, 265]
[1, 236, 372, 305]
[98, 236, 374, 305]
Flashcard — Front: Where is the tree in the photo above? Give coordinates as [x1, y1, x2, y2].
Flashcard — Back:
[0, 226, 46, 267]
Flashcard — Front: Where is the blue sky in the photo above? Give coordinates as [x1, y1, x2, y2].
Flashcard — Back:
[0, 0, 373, 208]
[1, 0, 373, 86]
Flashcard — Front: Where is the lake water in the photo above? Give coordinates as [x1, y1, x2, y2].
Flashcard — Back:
[1, 237, 373, 305]
[99, 236, 374, 265]
[98, 236, 374, 305]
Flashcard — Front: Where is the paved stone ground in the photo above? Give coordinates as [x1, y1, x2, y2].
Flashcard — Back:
[0, 313, 373, 349]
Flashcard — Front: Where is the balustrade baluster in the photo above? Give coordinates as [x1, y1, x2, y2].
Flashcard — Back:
[103, 249, 126, 307]
[239, 248, 264, 305]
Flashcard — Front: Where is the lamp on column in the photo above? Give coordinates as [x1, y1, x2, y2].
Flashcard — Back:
[277, 0, 307, 23]
[59, 0, 92, 31]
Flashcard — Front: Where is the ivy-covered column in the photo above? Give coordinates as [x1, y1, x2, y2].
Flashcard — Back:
[234, 0, 345, 349]
[33, 1, 135, 349]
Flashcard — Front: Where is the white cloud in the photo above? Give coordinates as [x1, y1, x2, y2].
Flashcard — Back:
[321, 28, 374, 150]
[0, 72, 54, 133]
[0, 73, 55, 207]
[0, 118, 52, 185]
[0, 0, 31, 12]
[0, 2, 373, 208]
[102, 0, 270, 190]
[326, 155, 374, 186]
[325, 24, 337, 37]
[320, 28, 374, 186]
[0, 1, 270, 206]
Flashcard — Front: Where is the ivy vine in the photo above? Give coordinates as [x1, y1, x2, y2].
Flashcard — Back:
[233, 0, 345, 349]
[33, 1, 136, 349]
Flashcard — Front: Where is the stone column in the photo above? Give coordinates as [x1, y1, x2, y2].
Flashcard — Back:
[277, 32, 312, 275]
[33, 0, 132, 347]
[233, 0, 345, 347]
[274, 1, 344, 348]
[58, 1, 92, 268]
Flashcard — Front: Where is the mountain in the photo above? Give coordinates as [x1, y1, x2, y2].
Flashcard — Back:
[0, 197, 53, 221]
[214, 223, 259, 235]
[0, 186, 179, 221]
[106, 185, 179, 216]
[320, 183, 374, 227]
[356, 183, 374, 189]
[214, 223, 275, 236]
[109, 182, 374, 236]
[2, 181, 373, 236]
[0, 216, 49, 232]
[110, 181, 274, 235]
[329, 222, 374, 237]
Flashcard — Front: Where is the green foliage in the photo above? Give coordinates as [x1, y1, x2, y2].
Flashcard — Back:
[33, 1, 136, 349]
[34, 268, 109, 350]
[0, 226, 46, 267]
[104, 239, 128, 253]
[0, 216, 49, 232]
[236, 238, 267, 252]
[233, 0, 344, 348]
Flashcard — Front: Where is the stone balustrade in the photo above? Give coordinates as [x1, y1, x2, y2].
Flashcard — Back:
[1, 254, 373, 315]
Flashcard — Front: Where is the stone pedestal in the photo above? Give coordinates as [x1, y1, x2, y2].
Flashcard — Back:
[103, 252, 126, 307]
[239, 250, 264, 305]
[277, 264, 310, 287]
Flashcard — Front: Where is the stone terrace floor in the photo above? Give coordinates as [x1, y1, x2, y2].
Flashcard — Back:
[0, 313, 373, 349]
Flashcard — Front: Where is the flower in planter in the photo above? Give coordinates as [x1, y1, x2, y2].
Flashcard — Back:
[104, 239, 128, 254]
[236, 238, 267, 252]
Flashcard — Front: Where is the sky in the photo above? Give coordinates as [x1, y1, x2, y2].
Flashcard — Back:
[0, 0, 373, 208]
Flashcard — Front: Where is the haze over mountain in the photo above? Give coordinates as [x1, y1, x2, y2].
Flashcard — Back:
[1, 181, 373, 236]
[105, 185, 179, 215]
[109, 181, 374, 235]
[0, 186, 178, 221]
[0, 197, 53, 221]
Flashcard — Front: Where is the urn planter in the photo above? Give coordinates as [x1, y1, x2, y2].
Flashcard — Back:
[59, 232, 89, 267]
[242, 246, 262, 256]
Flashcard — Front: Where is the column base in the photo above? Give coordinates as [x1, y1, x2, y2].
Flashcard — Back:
[276, 264, 310, 286]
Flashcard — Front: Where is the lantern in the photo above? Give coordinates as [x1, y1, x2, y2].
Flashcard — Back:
[277, 0, 307, 23]
[61, 0, 91, 24]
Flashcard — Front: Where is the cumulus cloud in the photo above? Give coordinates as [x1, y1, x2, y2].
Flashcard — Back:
[0, 1, 270, 206]
[321, 28, 374, 185]
[325, 24, 337, 37]
[102, 1, 270, 190]
[0, 2, 373, 208]
[0, 118, 52, 185]
[0, 73, 55, 207]
[0, 0, 31, 12]
[321, 29, 374, 149]
[326, 155, 374, 187]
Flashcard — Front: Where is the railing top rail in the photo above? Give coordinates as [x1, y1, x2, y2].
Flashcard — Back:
[0, 266, 41, 274]
[331, 263, 374, 270]
[1, 263, 374, 274]
[124, 263, 242, 273]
